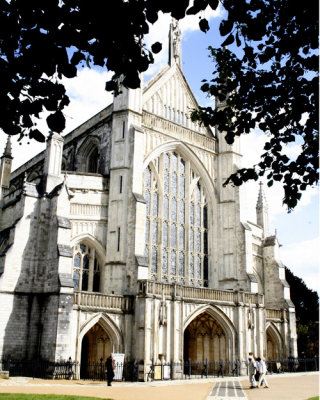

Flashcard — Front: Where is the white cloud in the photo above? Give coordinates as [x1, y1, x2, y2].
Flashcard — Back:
[280, 237, 320, 293]
[240, 130, 318, 223]
[62, 68, 113, 132]
[0, 68, 113, 171]
[144, 5, 223, 79]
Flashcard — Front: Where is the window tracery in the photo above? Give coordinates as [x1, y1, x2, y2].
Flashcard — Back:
[72, 243, 101, 292]
[144, 151, 209, 287]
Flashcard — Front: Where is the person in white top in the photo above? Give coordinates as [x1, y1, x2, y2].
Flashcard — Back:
[256, 357, 269, 388]
[248, 354, 257, 388]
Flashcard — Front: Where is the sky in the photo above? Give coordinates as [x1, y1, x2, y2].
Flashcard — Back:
[0, 7, 318, 293]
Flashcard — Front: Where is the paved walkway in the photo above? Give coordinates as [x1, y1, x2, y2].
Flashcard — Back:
[0, 372, 318, 400]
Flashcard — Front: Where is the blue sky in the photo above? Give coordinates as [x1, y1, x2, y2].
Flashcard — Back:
[0, 8, 318, 293]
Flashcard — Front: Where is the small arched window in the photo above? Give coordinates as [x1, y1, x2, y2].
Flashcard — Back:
[72, 243, 101, 292]
[87, 147, 99, 173]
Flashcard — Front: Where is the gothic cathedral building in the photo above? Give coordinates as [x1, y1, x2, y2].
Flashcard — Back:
[0, 22, 297, 379]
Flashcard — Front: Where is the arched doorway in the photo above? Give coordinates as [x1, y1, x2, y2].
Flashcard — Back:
[266, 325, 281, 360]
[80, 324, 111, 379]
[184, 312, 227, 364]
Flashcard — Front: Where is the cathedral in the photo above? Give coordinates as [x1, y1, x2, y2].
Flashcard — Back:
[0, 22, 297, 380]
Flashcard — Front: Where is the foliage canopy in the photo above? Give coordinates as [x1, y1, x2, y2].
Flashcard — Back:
[285, 267, 319, 357]
[0, 0, 318, 208]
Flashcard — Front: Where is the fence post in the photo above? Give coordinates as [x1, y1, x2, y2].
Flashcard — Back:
[304, 357, 307, 372]
[170, 360, 173, 380]
[205, 358, 208, 378]
[135, 359, 139, 381]
[188, 358, 191, 379]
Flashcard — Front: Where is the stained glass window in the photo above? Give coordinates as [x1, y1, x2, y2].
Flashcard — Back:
[196, 256, 201, 280]
[164, 195, 169, 219]
[179, 159, 185, 174]
[196, 205, 201, 226]
[171, 225, 176, 247]
[179, 200, 185, 223]
[164, 170, 169, 193]
[145, 167, 151, 188]
[144, 151, 209, 287]
[189, 255, 194, 279]
[73, 244, 101, 292]
[163, 222, 168, 247]
[171, 198, 177, 222]
[179, 226, 185, 248]
[73, 270, 80, 290]
[164, 153, 170, 169]
[146, 191, 150, 215]
[152, 248, 157, 273]
[152, 221, 158, 244]
[171, 172, 177, 196]
[162, 250, 168, 275]
[152, 193, 158, 216]
[179, 252, 184, 276]
[190, 203, 194, 225]
[179, 178, 185, 198]
[83, 255, 89, 270]
[171, 153, 178, 170]
[196, 230, 201, 252]
[190, 229, 194, 252]
[171, 250, 176, 275]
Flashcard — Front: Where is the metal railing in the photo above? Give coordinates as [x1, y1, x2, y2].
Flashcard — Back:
[0, 358, 140, 382]
[266, 357, 319, 374]
[147, 357, 319, 381]
[147, 359, 245, 380]
[1, 357, 317, 381]
[81, 359, 139, 382]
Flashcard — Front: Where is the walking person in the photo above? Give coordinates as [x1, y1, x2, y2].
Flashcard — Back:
[256, 357, 269, 388]
[106, 354, 115, 386]
[248, 354, 257, 388]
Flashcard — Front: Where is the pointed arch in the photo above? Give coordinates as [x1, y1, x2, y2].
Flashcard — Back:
[70, 233, 106, 262]
[26, 171, 40, 182]
[76, 135, 100, 173]
[183, 305, 236, 363]
[143, 141, 216, 287]
[71, 234, 106, 292]
[143, 141, 217, 204]
[76, 313, 123, 363]
[266, 322, 283, 360]
[184, 304, 236, 340]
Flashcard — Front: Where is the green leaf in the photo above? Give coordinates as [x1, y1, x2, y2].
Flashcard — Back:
[151, 42, 162, 54]
[208, 0, 219, 10]
[29, 129, 46, 142]
[219, 19, 234, 36]
[221, 34, 234, 47]
[199, 18, 210, 33]
[46, 111, 65, 133]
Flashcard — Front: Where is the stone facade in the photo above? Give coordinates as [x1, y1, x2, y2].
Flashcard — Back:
[0, 21, 297, 380]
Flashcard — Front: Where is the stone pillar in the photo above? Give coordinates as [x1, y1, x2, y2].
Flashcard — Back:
[0, 136, 13, 199]
[43, 132, 64, 193]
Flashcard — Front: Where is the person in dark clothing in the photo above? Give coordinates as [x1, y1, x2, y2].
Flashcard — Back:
[106, 354, 115, 386]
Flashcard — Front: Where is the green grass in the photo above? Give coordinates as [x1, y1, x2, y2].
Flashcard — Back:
[305, 397, 319, 400]
[0, 395, 113, 400]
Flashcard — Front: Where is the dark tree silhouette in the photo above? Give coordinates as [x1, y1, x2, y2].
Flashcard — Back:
[285, 267, 319, 357]
[0, 0, 318, 208]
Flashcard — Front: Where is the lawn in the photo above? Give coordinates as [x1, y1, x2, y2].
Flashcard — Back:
[0, 395, 113, 400]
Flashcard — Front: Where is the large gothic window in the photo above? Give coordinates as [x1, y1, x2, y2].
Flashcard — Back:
[144, 151, 208, 287]
[73, 243, 101, 292]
